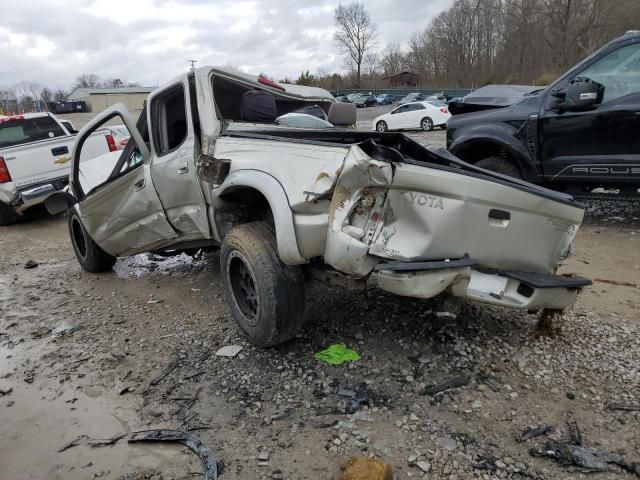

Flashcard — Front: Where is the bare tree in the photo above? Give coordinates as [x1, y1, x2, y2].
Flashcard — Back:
[73, 73, 103, 89]
[380, 43, 406, 75]
[53, 88, 68, 102]
[334, 2, 378, 87]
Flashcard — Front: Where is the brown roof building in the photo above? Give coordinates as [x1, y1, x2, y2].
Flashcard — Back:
[383, 71, 420, 88]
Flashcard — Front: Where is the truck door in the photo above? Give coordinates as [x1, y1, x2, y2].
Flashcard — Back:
[70, 104, 178, 256]
[538, 40, 640, 187]
[148, 76, 210, 239]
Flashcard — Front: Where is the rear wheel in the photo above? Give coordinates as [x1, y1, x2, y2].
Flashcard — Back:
[68, 211, 116, 272]
[376, 121, 388, 132]
[0, 202, 17, 226]
[475, 156, 522, 179]
[421, 117, 434, 131]
[220, 222, 306, 347]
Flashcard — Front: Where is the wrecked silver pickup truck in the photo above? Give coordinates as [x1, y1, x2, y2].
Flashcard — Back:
[46, 67, 590, 346]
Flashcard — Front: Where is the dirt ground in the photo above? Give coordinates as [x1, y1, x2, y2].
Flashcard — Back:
[1, 109, 640, 480]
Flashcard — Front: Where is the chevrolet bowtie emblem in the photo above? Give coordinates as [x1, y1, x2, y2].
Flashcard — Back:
[55, 156, 71, 164]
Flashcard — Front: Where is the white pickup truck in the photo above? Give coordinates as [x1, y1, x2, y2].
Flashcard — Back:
[0, 112, 115, 225]
[46, 68, 591, 347]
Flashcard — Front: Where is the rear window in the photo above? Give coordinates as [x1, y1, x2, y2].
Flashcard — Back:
[0, 116, 65, 148]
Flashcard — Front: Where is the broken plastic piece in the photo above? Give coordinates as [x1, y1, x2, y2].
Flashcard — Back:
[314, 344, 360, 365]
[128, 429, 218, 480]
[422, 375, 469, 396]
[530, 440, 631, 474]
[517, 424, 552, 442]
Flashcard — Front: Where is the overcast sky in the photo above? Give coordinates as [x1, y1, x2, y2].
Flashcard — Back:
[0, 0, 452, 89]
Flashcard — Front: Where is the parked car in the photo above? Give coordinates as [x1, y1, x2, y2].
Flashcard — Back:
[335, 95, 351, 102]
[373, 101, 451, 132]
[447, 30, 640, 193]
[354, 94, 377, 108]
[45, 67, 590, 347]
[424, 95, 448, 107]
[346, 93, 363, 102]
[100, 125, 130, 150]
[398, 92, 425, 105]
[375, 94, 395, 105]
[0, 112, 119, 225]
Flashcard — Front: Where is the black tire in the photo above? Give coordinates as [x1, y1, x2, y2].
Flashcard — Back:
[475, 156, 522, 179]
[421, 117, 434, 131]
[220, 222, 306, 347]
[0, 202, 17, 226]
[376, 121, 388, 132]
[68, 211, 116, 273]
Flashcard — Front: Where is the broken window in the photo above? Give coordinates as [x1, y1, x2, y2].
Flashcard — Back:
[151, 84, 188, 155]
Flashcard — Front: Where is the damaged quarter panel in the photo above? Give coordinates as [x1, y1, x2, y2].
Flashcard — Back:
[323, 146, 393, 277]
[370, 162, 584, 274]
[212, 136, 350, 261]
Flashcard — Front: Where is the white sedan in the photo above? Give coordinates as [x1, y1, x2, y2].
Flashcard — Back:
[373, 101, 451, 132]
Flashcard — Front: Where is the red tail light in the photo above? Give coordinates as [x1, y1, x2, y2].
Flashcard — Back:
[105, 134, 117, 152]
[440, 107, 448, 113]
[0, 157, 11, 183]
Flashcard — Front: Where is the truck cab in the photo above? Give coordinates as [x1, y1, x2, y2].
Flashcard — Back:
[447, 31, 640, 194]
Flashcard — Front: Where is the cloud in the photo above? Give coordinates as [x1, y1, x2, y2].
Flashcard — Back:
[0, 0, 452, 89]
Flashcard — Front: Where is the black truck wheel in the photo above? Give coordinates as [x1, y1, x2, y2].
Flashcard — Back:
[0, 202, 17, 226]
[475, 156, 522, 179]
[220, 222, 306, 347]
[68, 211, 116, 273]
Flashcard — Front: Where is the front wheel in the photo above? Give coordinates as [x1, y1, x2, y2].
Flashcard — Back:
[376, 121, 388, 132]
[421, 117, 434, 131]
[68, 211, 116, 272]
[220, 222, 306, 347]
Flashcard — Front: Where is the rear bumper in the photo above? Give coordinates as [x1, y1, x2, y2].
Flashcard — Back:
[0, 176, 69, 212]
[372, 260, 590, 310]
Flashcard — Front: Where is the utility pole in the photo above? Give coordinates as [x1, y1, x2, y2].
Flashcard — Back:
[188, 59, 198, 71]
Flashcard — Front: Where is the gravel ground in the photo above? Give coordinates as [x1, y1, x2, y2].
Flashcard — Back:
[1, 107, 639, 480]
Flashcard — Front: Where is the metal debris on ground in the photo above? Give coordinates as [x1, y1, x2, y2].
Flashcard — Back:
[215, 345, 243, 357]
[335, 384, 370, 413]
[0, 387, 12, 396]
[339, 456, 393, 480]
[51, 321, 78, 337]
[517, 424, 552, 442]
[58, 434, 89, 452]
[149, 360, 179, 386]
[606, 402, 640, 412]
[314, 344, 360, 365]
[89, 433, 127, 447]
[567, 420, 582, 445]
[24, 260, 38, 269]
[422, 375, 470, 396]
[128, 429, 218, 480]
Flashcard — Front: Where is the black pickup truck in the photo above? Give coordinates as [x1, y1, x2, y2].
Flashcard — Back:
[447, 31, 640, 194]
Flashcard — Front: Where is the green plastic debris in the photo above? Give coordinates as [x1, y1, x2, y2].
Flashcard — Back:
[314, 344, 360, 365]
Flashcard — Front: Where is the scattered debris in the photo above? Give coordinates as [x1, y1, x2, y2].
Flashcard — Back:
[58, 434, 89, 452]
[257, 449, 270, 462]
[128, 429, 218, 480]
[435, 437, 457, 451]
[215, 345, 243, 357]
[335, 384, 370, 413]
[606, 403, 640, 412]
[517, 424, 552, 442]
[314, 344, 360, 365]
[119, 386, 135, 395]
[567, 420, 582, 446]
[149, 360, 179, 386]
[416, 460, 431, 473]
[89, 433, 127, 447]
[529, 440, 640, 475]
[24, 260, 38, 269]
[594, 278, 638, 288]
[51, 321, 79, 337]
[0, 387, 12, 396]
[422, 375, 469, 396]
[339, 456, 393, 480]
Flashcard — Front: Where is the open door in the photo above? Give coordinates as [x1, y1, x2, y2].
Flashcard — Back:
[70, 104, 178, 257]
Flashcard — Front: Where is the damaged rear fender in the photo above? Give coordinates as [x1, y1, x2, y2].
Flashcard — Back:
[212, 170, 306, 264]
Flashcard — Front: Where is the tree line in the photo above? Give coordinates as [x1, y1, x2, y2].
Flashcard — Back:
[0, 74, 140, 115]
[322, 0, 639, 90]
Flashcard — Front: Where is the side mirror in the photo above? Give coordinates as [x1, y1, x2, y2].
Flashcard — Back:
[44, 191, 77, 215]
[562, 77, 604, 111]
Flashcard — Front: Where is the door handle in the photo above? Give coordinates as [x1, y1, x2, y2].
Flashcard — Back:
[134, 179, 146, 191]
[178, 163, 189, 174]
[51, 146, 69, 156]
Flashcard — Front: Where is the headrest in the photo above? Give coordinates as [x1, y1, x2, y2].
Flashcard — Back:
[328, 102, 356, 126]
[240, 90, 277, 123]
